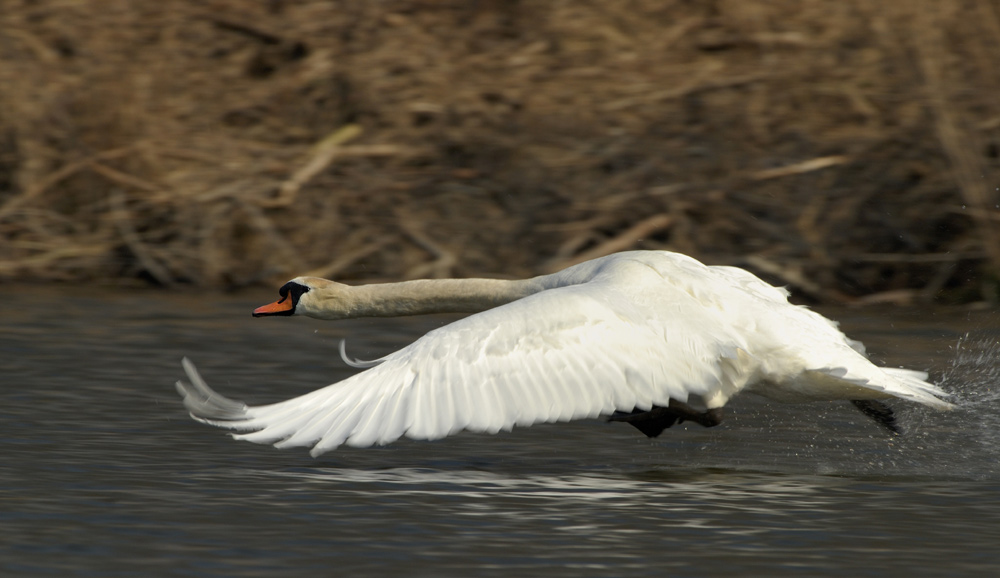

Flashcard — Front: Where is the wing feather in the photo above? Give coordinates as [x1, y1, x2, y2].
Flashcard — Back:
[180, 278, 756, 454]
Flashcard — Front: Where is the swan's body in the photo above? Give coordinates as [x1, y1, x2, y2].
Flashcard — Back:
[176, 251, 952, 457]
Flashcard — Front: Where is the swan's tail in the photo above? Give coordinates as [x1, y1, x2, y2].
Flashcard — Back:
[880, 367, 954, 410]
[794, 364, 954, 410]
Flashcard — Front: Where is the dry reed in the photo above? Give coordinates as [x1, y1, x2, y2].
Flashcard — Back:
[1, 0, 998, 303]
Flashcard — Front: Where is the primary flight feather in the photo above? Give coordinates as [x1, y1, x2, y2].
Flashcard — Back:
[176, 251, 952, 457]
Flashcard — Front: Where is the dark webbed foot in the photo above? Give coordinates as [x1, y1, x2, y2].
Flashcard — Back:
[851, 400, 901, 435]
[609, 399, 724, 438]
[608, 406, 680, 437]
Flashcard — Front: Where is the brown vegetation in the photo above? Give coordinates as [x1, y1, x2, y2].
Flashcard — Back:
[1, 0, 999, 303]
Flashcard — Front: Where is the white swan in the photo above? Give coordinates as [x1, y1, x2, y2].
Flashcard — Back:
[176, 250, 952, 457]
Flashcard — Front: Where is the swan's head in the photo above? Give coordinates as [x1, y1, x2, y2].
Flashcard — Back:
[252, 276, 345, 319]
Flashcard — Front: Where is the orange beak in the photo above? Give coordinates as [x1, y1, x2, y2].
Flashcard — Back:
[253, 296, 294, 317]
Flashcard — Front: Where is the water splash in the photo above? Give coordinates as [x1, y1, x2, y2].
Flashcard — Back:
[941, 334, 1000, 406]
[904, 334, 1000, 478]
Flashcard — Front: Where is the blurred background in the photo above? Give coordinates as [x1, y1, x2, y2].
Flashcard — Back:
[4, 6, 1000, 574]
[2, 0, 999, 304]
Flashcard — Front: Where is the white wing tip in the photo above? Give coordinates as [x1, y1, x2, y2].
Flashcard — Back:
[339, 339, 385, 369]
[176, 357, 250, 424]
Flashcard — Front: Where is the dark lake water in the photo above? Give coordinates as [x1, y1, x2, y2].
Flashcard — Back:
[2, 285, 999, 577]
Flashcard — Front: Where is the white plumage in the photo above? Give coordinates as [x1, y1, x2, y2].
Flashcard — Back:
[176, 251, 952, 457]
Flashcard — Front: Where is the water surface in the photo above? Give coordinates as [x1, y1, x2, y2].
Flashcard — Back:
[1, 286, 998, 576]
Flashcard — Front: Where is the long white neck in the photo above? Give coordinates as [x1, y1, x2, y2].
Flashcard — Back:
[300, 277, 549, 320]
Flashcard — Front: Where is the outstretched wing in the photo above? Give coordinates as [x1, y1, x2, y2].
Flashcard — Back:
[176, 280, 755, 456]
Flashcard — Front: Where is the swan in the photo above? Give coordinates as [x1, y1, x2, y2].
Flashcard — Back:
[176, 250, 952, 457]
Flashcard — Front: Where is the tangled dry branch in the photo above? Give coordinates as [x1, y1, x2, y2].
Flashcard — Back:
[1, 0, 998, 303]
